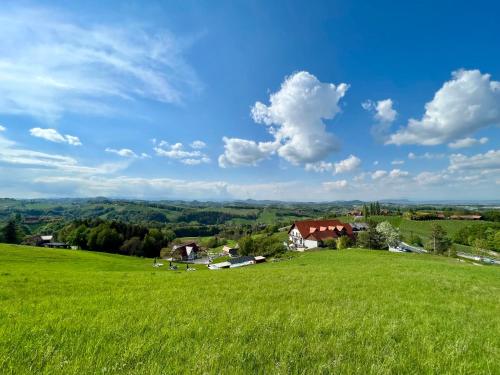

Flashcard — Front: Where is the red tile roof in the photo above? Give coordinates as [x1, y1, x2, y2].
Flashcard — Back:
[290, 219, 354, 239]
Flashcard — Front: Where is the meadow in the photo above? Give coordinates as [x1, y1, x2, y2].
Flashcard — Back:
[0, 244, 499, 374]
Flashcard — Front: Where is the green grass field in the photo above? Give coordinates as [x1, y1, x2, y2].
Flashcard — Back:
[1, 244, 499, 374]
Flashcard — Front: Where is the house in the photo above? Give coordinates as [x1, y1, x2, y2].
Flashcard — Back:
[23, 234, 54, 247]
[172, 242, 201, 261]
[43, 242, 70, 249]
[450, 215, 482, 220]
[254, 256, 266, 263]
[288, 219, 354, 250]
[228, 256, 256, 268]
[222, 245, 239, 257]
[350, 223, 369, 233]
[208, 261, 231, 270]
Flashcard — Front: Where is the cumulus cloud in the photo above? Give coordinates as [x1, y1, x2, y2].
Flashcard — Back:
[105, 148, 138, 158]
[449, 150, 500, 172]
[371, 169, 408, 180]
[305, 154, 361, 174]
[155, 142, 210, 165]
[388, 169, 409, 178]
[190, 140, 206, 149]
[391, 160, 405, 165]
[323, 180, 348, 190]
[363, 98, 397, 141]
[0, 125, 6, 132]
[408, 152, 445, 160]
[363, 99, 397, 123]
[0, 6, 199, 122]
[218, 137, 276, 167]
[371, 170, 387, 180]
[414, 171, 448, 186]
[387, 69, 500, 145]
[30, 127, 82, 146]
[448, 137, 488, 149]
[220, 71, 348, 167]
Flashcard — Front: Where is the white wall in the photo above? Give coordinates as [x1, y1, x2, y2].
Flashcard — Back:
[304, 239, 318, 249]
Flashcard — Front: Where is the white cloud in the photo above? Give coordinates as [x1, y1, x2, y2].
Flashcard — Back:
[0, 132, 126, 174]
[305, 155, 361, 175]
[0, 125, 6, 132]
[373, 160, 379, 165]
[363, 99, 397, 141]
[449, 150, 500, 172]
[374, 99, 397, 123]
[30, 127, 82, 146]
[371, 169, 408, 180]
[105, 148, 137, 158]
[414, 171, 448, 186]
[388, 169, 409, 178]
[221, 71, 348, 167]
[155, 142, 210, 165]
[371, 170, 387, 180]
[391, 160, 405, 165]
[323, 180, 348, 190]
[190, 140, 206, 149]
[334, 155, 361, 174]
[408, 152, 445, 160]
[448, 137, 488, 149]
[218, 137, 276, 167]
[181, 157, 210, 165]
[387, 69, 500, 145]
[0, 6, 199, 122]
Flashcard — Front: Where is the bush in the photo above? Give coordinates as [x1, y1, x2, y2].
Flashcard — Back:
[323, 238, 337, 249]
[336, 236, 351, 250]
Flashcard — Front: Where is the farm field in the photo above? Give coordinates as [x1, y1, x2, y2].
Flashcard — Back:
[1, 244, 499, 374]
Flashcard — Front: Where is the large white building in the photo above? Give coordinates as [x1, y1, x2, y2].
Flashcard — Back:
[288, 219, 354, 249]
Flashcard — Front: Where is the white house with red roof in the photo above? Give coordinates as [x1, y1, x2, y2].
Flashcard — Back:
[288, 219, 354, 250]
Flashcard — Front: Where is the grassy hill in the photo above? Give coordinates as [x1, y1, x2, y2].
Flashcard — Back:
[1, 245, 499, 374]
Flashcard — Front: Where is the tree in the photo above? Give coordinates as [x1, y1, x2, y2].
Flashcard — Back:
[323, 238, 337, 249]
[375, 201, 381, 215]
[120, 237, 144, 256]
[142, 229, 164, 258]
[425, 224, 451, 255]
[363, 204, 369, 218]
[357, 221, 385, 249]
[238, 236, 255, 256]
[66, 224, 89, 249]
[407, 232, 423, 247]
[336, 236, 351, 250]
[2, 219, 20, 244]
[376, 221, 400, 248]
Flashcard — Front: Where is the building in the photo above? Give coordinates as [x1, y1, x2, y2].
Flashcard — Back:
[43, 242, 70, 249]
[222, 245, 239, 257]
[288, 219, 354, 250]
[172, 242, 201, 261]
[228, 256, 256, 268]
[450, 215, 482, 220]
[23, 235, 54, 247]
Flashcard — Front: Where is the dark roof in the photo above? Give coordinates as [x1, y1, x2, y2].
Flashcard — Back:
[228, 256, 255, 265]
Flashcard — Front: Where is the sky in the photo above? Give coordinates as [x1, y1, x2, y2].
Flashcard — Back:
[0, 0, 499, 201]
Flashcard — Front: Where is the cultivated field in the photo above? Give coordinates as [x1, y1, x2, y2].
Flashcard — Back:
[0, 244, 499, 374]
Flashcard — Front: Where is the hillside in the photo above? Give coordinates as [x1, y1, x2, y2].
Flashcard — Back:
[1, 245, 499, 374]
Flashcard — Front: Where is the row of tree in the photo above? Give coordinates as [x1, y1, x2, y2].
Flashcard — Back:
[362, 202, 383, 217]
[453, 223, 500, 252]
[58, 220, 176, 257]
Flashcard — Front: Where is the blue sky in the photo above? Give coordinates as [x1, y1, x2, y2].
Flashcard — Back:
[0, 0, 499, 201]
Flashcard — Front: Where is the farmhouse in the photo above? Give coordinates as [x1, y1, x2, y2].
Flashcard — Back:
[172, 242, 201, 261]
[288, 219, 354, 249]
[222, 245, 239, 257]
